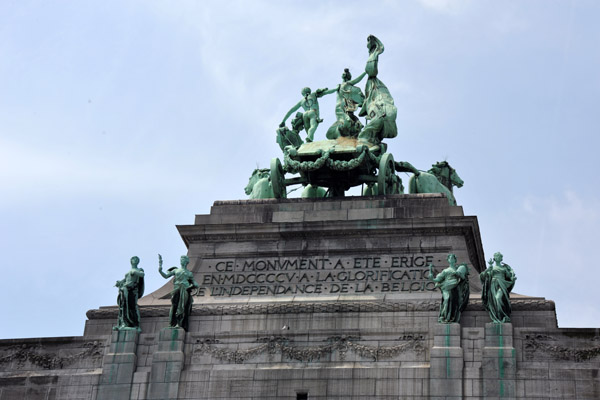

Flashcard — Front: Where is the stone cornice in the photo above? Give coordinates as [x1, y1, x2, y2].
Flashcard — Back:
[87, 298, 555, 319]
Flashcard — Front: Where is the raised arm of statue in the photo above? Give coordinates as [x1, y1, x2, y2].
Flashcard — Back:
[365, 35, 384, 78]
[348, 71, 367, 86]
[281, 100, 303, 126]
[321, 86, 338, 96]
[315, 87, 330, 97]
[158, 253, 173, 279]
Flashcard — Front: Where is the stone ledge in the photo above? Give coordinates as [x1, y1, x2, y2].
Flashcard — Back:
[87, 298, 555, 320]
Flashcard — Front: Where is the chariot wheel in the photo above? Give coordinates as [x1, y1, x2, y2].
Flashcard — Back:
[377, 153, 397, 195]
[270, 157, 286, 198]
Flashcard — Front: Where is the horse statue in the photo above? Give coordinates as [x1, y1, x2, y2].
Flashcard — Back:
[362, 175, 404, 196]
[244, 168, 277, 199]
[408, 161, 463, 205]
[301, 184, 327, 198]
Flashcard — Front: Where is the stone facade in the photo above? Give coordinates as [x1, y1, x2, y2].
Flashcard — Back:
[1, 195, 599, 399]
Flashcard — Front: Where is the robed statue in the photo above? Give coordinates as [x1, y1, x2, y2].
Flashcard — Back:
[358, 35, 398, 145]
[115, 256, 145, 331]
[428, 254, 470, 323]
[480, 252, 517, 323]
[158, 254, 200, 331]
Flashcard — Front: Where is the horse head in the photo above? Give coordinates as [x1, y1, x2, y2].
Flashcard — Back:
[429, 161, 464, 193]
[244, 168, 271, 195]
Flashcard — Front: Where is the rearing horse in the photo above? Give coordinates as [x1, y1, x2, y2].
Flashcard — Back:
[408, 161, 463, 205]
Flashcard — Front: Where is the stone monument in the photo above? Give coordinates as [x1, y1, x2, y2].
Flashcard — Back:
[1, 34, 599, 400]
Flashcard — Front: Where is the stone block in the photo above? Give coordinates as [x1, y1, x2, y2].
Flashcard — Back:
[272, 210, 305, 223]
[109, 339, 138, 354]
[115, 361, 136, 384]
[96, 383, 132, 400]
[549, 379, 576, 398]
[103, 352, 136, 365]
[433, 334, 462, 347]
[352, 367, 398, 379]
[275, 379, 327, 397]
[482, 352, 517, 379]
[158, 339, 184, 352]
[146, 381, 180, 400]
[523, 379, 549, 397]
[150, 361, 167, 383]
[347, 208, 384, 220]
[398, 367, 429, 379]
[463, 366, 481, 380]
[428, 377, 463, 397]
[180, 381, 207, 399]
[111, 329, 139, 343]
[375, 378, 399, 395]
[430, 356, 464, 379]
[304, 209, 348, 222]
[430, 347, 463, 358]
[352, 378, 376, 396]
[164, 361, 183, 382]
[398, 378, 424, 396]
[482, 347, 517, 360]
[251, 379, 278, 398]
[158, 327, 186, 342]
[152, 351, 184, 363]
[548, 368, 598, 381]
[326, 379, 353, 396]
[576, 379, 600, 398]
[211, 368, 256, 381]
[433, 323, 461, 337]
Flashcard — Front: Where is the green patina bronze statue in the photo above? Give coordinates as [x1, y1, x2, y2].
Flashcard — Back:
[358, 35, 398, 145]
[480, 252, 517, 323]
[280, 87, 330, 143]
[245, 168, 276, 199]
[114, 256, 145, 331]
[408, 161, 464, 205]
[325, 68, 367, 140]
[259, 35, 466, 201]
[276, 112, 304, 152]
[158, 254, 200, 331]
[428, 254, 470, 323]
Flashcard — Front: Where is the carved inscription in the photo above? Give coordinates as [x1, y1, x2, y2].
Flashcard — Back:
[195, 254, 452, 297]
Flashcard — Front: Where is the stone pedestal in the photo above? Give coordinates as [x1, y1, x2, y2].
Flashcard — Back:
[97, 329, 139, 400]
[429, 323, 463, 399]
[147, 327, 186, 400]
[482, 322, 516, 399]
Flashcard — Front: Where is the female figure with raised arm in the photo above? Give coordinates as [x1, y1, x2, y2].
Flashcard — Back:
[358, 35, 398, 145]
[325, 68, 367, 139]
[480, 252, 517, 323]
[158, 254, 200, 331]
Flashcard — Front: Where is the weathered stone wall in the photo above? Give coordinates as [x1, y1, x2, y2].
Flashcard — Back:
[0, 336, 106, 399]
[2, 196, 599, 399]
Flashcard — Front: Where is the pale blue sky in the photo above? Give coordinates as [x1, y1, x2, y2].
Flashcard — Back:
[1, 0, 599, 339]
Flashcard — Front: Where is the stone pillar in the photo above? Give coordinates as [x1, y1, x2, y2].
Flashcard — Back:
[96, 329, 139, 400]
[147, 327, 186, 400]
[429, 323, 463, 399]
[482, 323, 516, 399]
